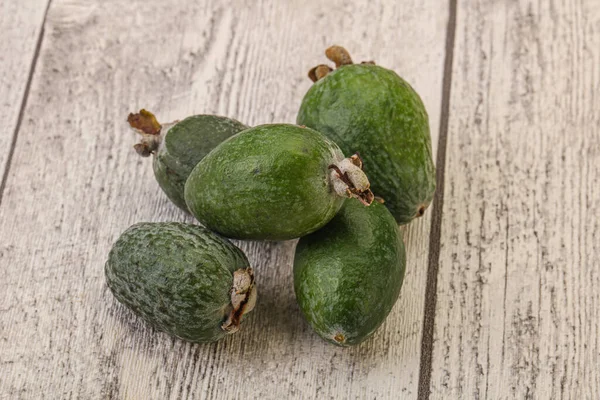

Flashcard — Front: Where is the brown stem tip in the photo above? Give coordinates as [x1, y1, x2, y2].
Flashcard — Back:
[307, 46, 377, 83]
[127, 109, 161, 135]
[133, 143, 154, 157]
[308, 64, 333, 82]
[128, 109, 163, 157]
[325, 45, 353, 67]
[354, 187, 375, 206]
[333, 333, 346, 343]
[349, 153, 363, 169]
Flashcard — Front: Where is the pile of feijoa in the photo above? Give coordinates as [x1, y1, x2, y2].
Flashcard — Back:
[105, 46, 435, 347]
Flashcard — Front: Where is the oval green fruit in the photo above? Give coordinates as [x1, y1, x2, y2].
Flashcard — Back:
[128, 110, 248, 212]
[105, 222, 257, 343]
[184, 124, 374, 240]
[294, 199, 406, 346]
[297, 46, 436, 224]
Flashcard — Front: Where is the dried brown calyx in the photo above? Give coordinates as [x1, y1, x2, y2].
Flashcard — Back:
[308, 64, 333, 82]
[333, 332, 346, 344]
[128, 109, 163, 157]
[222, 268, 257, 333]
[307, 45, 376, 82]
[325, 45, 353, 67]
[416, 203, 430, 218]
[329, 153, 374, 206]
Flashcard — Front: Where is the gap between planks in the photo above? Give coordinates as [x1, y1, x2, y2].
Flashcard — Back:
[417, 0, 458, 398]
[0, 0, 52, 208]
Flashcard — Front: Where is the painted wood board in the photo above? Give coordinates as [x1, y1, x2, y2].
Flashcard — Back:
[0, 0, 50, 183]
[0, 0, 448, 398]
[428, 1, 600, 398]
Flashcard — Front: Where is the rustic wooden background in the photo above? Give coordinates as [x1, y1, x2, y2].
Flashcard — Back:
[1, 0, 598, 399]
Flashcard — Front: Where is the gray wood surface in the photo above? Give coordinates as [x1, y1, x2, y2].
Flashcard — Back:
[428, 0, 600, 399]
[0, 1, 447, 399]
[0, 0, 49, 182]
[1, 0, 599, 399]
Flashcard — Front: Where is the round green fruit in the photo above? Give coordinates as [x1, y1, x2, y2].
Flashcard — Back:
[184, 124, 374, 241]
[297, 46, 436, 224]
[294, 199, 406, 346]
[105, 222, 257, 343]
[128, 110, 248, 212]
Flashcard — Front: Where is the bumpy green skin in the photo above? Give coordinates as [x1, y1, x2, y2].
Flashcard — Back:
[184, 124, 345, 241]
[153, 115, 247, 211]
[105, 222, 251, 343]
[297, 64, 436, 224]
[294, 200, 406, 346]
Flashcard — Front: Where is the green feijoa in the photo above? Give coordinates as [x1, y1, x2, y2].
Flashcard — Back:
[297, 45, 436, 224]
[184, 124, 374, 241]
[105, 222, 257, 343]
[294, 199, 406, 346]
[128, 110, 248, 212]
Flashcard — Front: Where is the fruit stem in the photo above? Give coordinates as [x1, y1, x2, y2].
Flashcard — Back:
[307, 46, 377, 82]
[128, 109, 163, 157]
[329, 154, 374, 206]
[325, 45, 353, 67]
[222, 268, 257, 333]
[308, 64, 333, 82]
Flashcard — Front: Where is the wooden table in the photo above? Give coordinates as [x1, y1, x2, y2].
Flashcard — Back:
[1, 1, 598, 399]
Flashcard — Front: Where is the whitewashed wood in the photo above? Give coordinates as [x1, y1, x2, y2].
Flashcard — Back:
[0, 1, 447, 399]
[429, 0, 600, 399]
[0, 0, 49, 181]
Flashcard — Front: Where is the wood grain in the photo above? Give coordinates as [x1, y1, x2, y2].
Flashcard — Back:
[428, 0, 600, 398]
[0, 0, 448, 398]
[0, 0, 50, 191]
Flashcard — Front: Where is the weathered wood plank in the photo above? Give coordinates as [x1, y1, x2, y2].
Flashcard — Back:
[429, 0, 600, 398]
[0, 0, 49, 189]
[0, 1, 447, 399]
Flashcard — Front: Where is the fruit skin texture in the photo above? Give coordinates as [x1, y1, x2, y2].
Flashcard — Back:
[297, 64, 436, 224]
[184, 124, 361, 241]
[105, 222, 255, 343]
[294, 199, 406, 346]
[153, 115, 248, 211]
